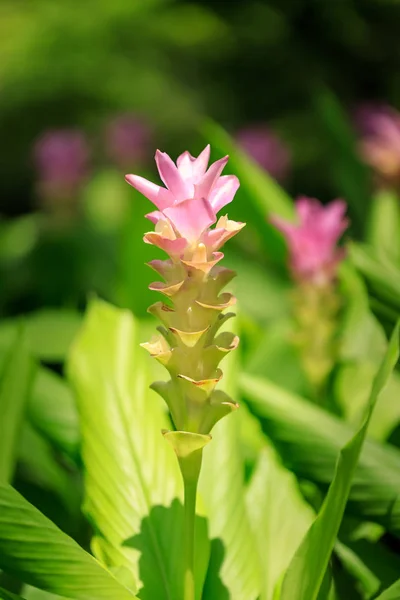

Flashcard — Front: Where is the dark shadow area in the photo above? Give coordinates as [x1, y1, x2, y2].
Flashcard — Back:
[201, 538, 230, 600]
[124, 500, 229, 600]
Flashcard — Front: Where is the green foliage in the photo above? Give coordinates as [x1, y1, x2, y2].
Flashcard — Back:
[0, 484, 138, 600]
[0, 328, 35, 483]
[375, 578, 400, 600]
[67, 299, 209, 600]
[280, 323, 399, 600]
[246, 444, 314, 600]
[241, 371, 400, 535]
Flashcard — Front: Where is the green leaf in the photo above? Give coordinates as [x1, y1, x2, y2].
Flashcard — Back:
[241, 371, 400, 536]
[0, 328, 35, 483]
[349, 243, 400, 313]
[29, 367, 80, 458]
[67, 299, 209, 600]
[202, 120, 294, 263]
[17, 423, 79, 514]
[0, 484, 137, 599]
[199, 316, 261, 600]
[279, 322, 399, 600]
[366, 189, 400, 265]
[246, 444, 314, 600]
[0, 588, 25, 600]
[375, 579, 400, 600]
[336, 264, 400, 442]
[200, 411, 261, 600]
[0, 311, 81, 362]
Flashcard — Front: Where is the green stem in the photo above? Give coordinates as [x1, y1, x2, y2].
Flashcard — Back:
[183, 478, 197, 600]
[179, 448, 203, 600]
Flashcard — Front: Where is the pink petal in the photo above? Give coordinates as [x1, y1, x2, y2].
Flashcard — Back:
[164, 197, 216, 241]
[203, 221, 245, 251]
[177, 145, 211, 183]
[155, 150, 191, 201]
[195, 155, 229, 201]
[145, 210, 164, 224]
[209, 175, 240, 213]
[125, 174, 173, 210]
[144, 232, 188, 256]
[295, 196, 320, 224]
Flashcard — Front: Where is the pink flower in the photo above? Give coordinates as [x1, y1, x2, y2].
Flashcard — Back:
[354, 104, 400, 186]
[33, 129, 90, 199]
[272, 197, 349, 284]
[105, 113, 151, 168]
[236, 125, 291, 181]
[125, 146, 244, 260]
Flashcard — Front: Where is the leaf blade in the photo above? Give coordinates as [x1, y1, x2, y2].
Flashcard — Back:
[280, 322, 399, 600]
[0, 484, 137, 600]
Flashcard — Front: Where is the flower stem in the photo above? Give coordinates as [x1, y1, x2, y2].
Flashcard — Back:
[183, 477, 197, 600]
[179, 448, 203, 600]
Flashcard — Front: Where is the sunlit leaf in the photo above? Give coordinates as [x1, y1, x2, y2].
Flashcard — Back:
[246, 444, 314, 600]
[241, 369, 400, 535]
[0, 484, 137, 599]
[366, 189, 400, 266]
[67, 299, 209, 600]
[279, 323, 399, 600]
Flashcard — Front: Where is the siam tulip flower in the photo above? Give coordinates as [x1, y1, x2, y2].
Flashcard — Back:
[126, 145, 244, 439]
[126, 145, 244, 600]
[236, 125, 291, 181]
[354, 103, 400, 187]
[272, 197, 349, 286]
[272, 197, 349, 398]
[105, 113, 151, 169]
[33, 129, 90, 201]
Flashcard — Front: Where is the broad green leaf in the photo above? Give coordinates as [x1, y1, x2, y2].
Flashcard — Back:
[241, 373, 400, 535]
[29, 367, 80, 458]
[22, 592, 55, 600]
[246, 444, 314, 600]
[0, 588, 25, 600]
[350, 243, 400, 313]
[202, 120, 294, 263]
[0, 329, 35, 483]
[0, 484, 137, 600]
[200, 413, 261, 600]
[279, 323, 399, 600]
[337, 264, 400, 442]
[375, 579, 400, 600]
[0, 311, 81, 362]
[67, 299, 209, 600]
[366, 189, 400, 265]
[199, 315, 261, 599]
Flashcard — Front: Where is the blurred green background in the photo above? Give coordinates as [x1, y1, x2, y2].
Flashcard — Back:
[0, 0, 400, 317]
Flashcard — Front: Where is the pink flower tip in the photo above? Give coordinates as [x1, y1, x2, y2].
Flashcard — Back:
[126, 146, 243, 259]
[271, 197, 349, 285]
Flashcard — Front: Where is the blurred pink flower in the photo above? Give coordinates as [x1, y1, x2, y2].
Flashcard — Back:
[272, 197, 349, 285]
[105, 113, 151, 168]
[355, 103, 400, 186]
[236, 125, 291, 181]
[126, 145, 244, 258]
[33, 129, 90, 199]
